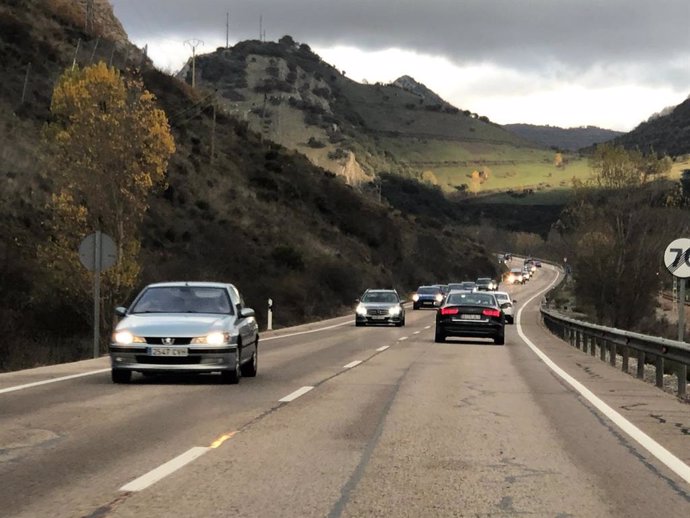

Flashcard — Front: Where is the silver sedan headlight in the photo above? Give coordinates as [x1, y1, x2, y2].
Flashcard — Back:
[191, 332, 231, 345]
[112, 331, 145, 345]
[388, 305, 402, 316]
[356, 304, 367, 316]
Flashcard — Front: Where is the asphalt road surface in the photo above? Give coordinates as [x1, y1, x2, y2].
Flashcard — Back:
[2, 264, 690, 517]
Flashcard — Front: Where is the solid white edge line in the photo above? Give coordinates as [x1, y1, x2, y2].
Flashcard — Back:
[262, 320, 351, 341]
[279, 385, 314, 402]
[0, 368, 111, 395]
[376, 346, 390, 352]
[343, 360, 362, 369]
[120, 447, 210, 492]
[517, 267, 690, 485]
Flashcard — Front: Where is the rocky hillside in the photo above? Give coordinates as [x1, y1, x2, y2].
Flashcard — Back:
[505, 124, 622, 151]
[0, 0, 498, 370]
[180, 38, 551, 192]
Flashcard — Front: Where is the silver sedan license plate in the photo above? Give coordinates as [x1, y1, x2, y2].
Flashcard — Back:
[149, 347, 188, 357]
[460, 314, 481, 320]
[372, 315, 386, 320]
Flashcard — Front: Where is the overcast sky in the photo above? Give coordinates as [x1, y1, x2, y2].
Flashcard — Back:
[110, 0, 689, 131]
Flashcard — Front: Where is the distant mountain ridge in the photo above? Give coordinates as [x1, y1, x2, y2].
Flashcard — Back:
[504, 124, 622, 151]
[614, 96, 690, 156]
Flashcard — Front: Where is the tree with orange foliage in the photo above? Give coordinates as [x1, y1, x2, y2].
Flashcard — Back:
[40, 62, 175, 325]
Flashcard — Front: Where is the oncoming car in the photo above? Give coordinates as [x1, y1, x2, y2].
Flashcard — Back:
[507, 268, 524, 285]
[435, 291, 506, 344]
[109, 282, 259, 384]
[412, 285, 444, 309]
[355, 289, 405, 327]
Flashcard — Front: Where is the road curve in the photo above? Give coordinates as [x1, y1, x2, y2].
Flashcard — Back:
[1, 265, 690, 517]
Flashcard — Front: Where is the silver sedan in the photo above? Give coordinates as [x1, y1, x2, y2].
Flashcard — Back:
[109, 282, 259, 384]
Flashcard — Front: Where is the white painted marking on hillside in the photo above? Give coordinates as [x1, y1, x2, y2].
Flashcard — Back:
[279, 386, 314, 402]
[0, 369, 111, 395]
[343, 360, 362, 369]
[516, 266, 690, 486]
[376, 346, 390, 352]
[120, 447, 209, 492]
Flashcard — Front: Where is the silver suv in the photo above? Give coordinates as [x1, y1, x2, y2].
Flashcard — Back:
[355, 289, 406, 327]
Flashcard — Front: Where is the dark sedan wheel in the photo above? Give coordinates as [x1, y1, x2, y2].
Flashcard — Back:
[355, 320, 365, 327]
[112, 369, 132, 384]
[494, 334, 505, 345]
[241, 345, 258, 377]
[434, 328, 446, 343]
[413, 304, 419, 310]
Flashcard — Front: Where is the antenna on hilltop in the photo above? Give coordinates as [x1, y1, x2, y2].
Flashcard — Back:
[184, 39, 204, 88]
[259, 15, 263, 41]
[226, 12, 230, 48]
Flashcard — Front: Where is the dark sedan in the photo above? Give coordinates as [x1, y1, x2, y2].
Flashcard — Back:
[435, 291, 505, 345]
[412, 285, 444, 309]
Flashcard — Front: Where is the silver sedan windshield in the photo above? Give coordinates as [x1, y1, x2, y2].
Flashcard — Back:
[130, 287, 233, 314]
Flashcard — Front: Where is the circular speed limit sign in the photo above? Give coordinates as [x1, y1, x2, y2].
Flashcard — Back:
[664, 238, 690, 278]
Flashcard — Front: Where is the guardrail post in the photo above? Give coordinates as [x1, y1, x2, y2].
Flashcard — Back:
[655, 355, 664, 388]
[610, 342, 617, 367]
[636, 351, 645, 379]
[677, 363, 687, 398]
[590, 336, 597, 357]
[575, 330, 581, 350]
[622, 345, 629, 374]
[600, 338, 606, 362]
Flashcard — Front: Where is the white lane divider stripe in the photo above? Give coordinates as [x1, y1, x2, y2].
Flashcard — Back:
[279, 386, 314, 402]
[413, 331, 420, 335]
[517, 267, 690, 486]
[343, 360, 362, 369]
[399, 337, 408, 341]
[424, 325, 431, 330]
[120, 447, 210, 492]
[0, 368, 111, 395]
[376, 346, 390, 352]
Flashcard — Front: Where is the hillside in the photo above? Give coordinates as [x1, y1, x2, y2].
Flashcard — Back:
[614, 96, 690, 157]
[180, 38, 576, 196]
[0, 1, 498, 370]
[504, 124, 622, 151]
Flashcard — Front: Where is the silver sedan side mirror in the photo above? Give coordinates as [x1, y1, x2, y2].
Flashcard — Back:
[240, 308, 255, 319]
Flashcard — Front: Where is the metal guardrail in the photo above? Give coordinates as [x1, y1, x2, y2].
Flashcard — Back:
[541, 306, 690, 398]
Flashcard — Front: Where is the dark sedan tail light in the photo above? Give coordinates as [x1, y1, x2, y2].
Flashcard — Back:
[440, 307, 459, 315]
[482, 308, 501, 318]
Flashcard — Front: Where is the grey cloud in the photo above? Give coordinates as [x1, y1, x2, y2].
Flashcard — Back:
[112, 0, 690, 88]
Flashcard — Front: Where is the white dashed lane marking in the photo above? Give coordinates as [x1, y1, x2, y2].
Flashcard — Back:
[279, 386, 314, 402]
[120, 447, 210, 492]
[343, 360, 362, 369]
[376, 346, 390, 352]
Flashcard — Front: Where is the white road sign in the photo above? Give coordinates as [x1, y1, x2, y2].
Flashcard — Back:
[664, 238, 690, 278]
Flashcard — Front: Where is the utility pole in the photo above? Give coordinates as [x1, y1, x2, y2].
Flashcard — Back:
[259, 15, 263, 41]
[72, 39, 81, 71]
[226, 12, 230, 48]
[210, 94, 216, 164]
[85, 0, 95, 33]
[21, 63, 31, 104]
[184, 39, 204, 88]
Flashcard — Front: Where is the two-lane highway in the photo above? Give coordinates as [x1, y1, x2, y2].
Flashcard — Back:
[2, 267, 690, 517]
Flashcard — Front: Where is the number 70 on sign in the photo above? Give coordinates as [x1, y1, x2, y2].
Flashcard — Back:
[664, 238, 690, 278]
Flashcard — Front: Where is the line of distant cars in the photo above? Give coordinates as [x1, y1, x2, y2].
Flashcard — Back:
[355, 274, 518, 345]
[505, 257, 541, 285]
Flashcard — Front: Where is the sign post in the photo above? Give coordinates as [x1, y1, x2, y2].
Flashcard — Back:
[267, 298, 273, 331]
[79, 231, 117, 358]
[663, 238, 690, 343]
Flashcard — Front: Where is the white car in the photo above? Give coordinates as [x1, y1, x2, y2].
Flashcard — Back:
[494, 291, 516, 324]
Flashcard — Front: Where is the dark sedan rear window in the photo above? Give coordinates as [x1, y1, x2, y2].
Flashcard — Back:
[446, 293, 495, 306]
[131, 287, 233, 314]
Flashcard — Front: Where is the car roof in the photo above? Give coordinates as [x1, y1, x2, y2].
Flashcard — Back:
[364, 289, 398, 293]
[145, 281, 235, 289]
